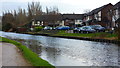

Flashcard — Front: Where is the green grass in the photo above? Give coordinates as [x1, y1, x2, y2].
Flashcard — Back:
[0, 36, 55, 67]
[29, 30, 117, 39]
[55, 31, 117, 38]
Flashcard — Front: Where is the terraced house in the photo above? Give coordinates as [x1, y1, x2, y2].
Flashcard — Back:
[62, 14, 84, 27]
[32, 14, 62, 27]
[83, 3, 113, 29]
[31, 14, 83, 27]
[30, 2, 120, 29]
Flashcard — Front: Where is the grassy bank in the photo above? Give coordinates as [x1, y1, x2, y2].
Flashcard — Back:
[56, 31, 118, 39]
[0, 36, 54, 67]
[27, 30, 118, 40]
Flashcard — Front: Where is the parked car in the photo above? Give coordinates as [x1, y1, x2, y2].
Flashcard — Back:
[56, 26, 70, 30]
[89, 25, 105, 32]
[52, 27, 56, 30]
[74, 26, 96, 33]
[43, 26, 52, 30]
[79, 26, 96, 33]
[73, 27, 81, 33]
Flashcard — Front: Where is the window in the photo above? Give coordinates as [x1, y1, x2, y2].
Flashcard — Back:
[41, 21, 43, 25]
[37, 21, 40, 25]
[98, 11, 101, 21]
[32, 21, 35, 25]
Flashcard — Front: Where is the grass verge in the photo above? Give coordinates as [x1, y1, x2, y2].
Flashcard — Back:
[34, 30, 117, 40]
[0, 36, 55, 67]
[57, 31, 117, 38]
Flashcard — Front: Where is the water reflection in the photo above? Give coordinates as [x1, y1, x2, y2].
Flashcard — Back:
[15, 38, 62, 65]
[42, 47, 61, 65]
[16, 39, 42, 55]
[0, 31, 120, 66]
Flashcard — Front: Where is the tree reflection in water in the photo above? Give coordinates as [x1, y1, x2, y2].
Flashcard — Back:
[16, 39, 42, 55]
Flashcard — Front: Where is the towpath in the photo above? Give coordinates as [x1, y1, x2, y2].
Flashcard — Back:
[0, 42, 31, 66]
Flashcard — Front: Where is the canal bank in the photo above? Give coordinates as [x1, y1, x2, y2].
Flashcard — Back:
[0, 37, 55, 67]
[23, 32, 120, 44]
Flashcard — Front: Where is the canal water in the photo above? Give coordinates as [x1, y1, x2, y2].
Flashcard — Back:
[1, 31, 120, 66]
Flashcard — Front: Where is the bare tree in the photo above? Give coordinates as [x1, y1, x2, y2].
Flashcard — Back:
[46, 7, 49, 14]
[28, 2, 43, 21]
[14, 10, 17, 17]
[15, 8, 28, 26]
[46, 6, 60, 15]
[2, 2, 62, 31]
[10, 8, 27, 28]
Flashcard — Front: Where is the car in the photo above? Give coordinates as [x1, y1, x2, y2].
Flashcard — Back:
[79, 26, 96, 33]
[73, 27, 81, 33]
[56, 26, 70, 30]
[89, 25, 105, 32]
[52, 27, 56, 30]
[43, 26, 52, 30]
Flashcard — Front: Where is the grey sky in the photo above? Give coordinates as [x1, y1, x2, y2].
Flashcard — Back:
[0, 0, 119, 16]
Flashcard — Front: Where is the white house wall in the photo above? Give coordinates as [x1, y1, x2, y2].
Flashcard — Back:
[32, 21, 41, 26]
[75, 20, 82, 24]
[112, 9, 120, 27]
[41, 21, 43, 26]
[115, 9, 119, 19]
[32, 21, 35, 25]
[112, 9, 119, 22]
[94, 11, 101, 21]
[61, 21, 65, 26]
[98, 11, 101, 21]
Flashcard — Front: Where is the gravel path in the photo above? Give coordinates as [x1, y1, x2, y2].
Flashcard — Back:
[0, 42, 31, 66]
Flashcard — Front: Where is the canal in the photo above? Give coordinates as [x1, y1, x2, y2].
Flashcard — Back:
[1, 31, 120, 66]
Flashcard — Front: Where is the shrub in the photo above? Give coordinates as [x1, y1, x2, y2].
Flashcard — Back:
[117, 28, 120, 40]
[34, 26, 43, 32]
[114, 28, 120, 40]
[2, 23, 13, 31]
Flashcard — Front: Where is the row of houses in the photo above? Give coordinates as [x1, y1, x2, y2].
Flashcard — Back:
[31, 14, 84, 28]
[31, 1, 120, 29]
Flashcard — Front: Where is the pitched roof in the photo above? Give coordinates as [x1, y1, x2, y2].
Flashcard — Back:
[35, 14, 84, 21]
[113, 1, 120, 9]
[62, 14, 84, 20]
[35, 14, 62, 21]
[86, 3, 113, 16]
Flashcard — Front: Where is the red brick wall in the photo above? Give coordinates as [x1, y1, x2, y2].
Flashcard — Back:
[101, 4, 113, 28]
[17, 28, 27, 32]
[43, 22, 48, 26]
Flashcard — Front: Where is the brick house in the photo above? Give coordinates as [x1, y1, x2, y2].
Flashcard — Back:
[32, 14, 63, 27]
[62, 14, 84, 27]
[83, 3, 113, 29]
[31, 14, 83, 27]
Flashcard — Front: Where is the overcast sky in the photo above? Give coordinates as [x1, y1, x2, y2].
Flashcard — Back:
[0, 0, 120, 16]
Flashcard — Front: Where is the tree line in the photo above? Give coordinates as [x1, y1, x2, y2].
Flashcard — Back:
[2, 2, 60, 31]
